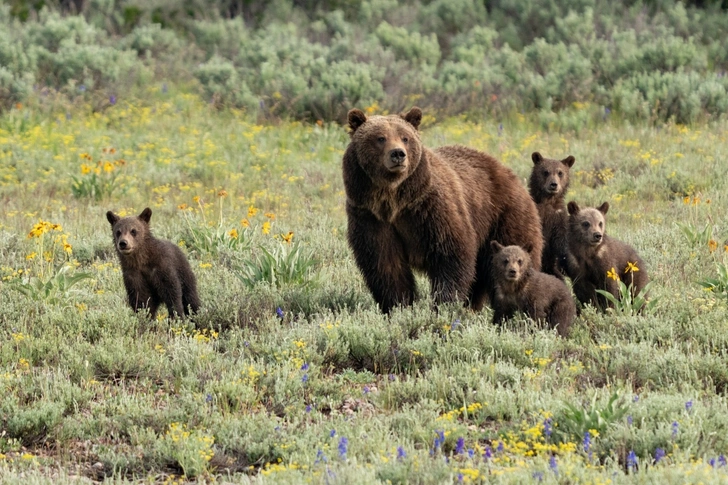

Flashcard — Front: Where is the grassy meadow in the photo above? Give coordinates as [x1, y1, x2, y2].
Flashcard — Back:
[1, 91, 728, 484]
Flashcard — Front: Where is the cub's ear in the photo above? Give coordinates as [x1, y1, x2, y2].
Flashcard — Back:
[562, 155, 576, 168]
[348, 109, 367, 135]
[139, 207, 152, 223]
[106, 211, 120, 226]
[567, 201, 580, 215]
[402, 106, 422, 130]
[490, 240, 504, 253]
[531, 152, 543, 165]
[522, 243, 534, 254]
[597, 201, 609, 215]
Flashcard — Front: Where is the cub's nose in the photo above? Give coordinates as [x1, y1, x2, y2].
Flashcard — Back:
[549, 182, 559, 190]
[508, 269, 517, 278]
[118, 240, 128, 249]
[593, 232, 602, 242]
[390, 148, 406, 164]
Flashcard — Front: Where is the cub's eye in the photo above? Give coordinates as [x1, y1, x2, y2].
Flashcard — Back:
[377, 136, 386, 143]
[402, 137, 409, 143]
[131, 229, 137, 236]
[598, 222, 603, 228]
[581, 221, 590, 228]
[543, 171, 549, 177]
[517, 259, 523, 265]
[115, 230, 121, 237]
[558, 171, 564, 177]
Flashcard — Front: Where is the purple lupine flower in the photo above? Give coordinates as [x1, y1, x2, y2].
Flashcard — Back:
[654, 448, 665, 463]
[302, 374, 309, 383]
[276, 307, 284, 319]
[543, 418, 552, 438]
[431, 430, 445, 455]
[583, 431, 591, 453]
[457, 473, 463, 482]
[397, 446, 406, 460]
[533, 471, 544, 481]
[338, 437, 348, 460]
[451, 319, 461, 330]
[109, 95, 116, 105]
[627, 415, 633, 426]
[363, 385, 370, 394]
[455, 437, 465, 454]
[330, 429, 336, 438]
[672, 421, 679, 438]
[301, 362, 309, 371]
[633, 395, 639, 403]
[305, 404, 312, 413]
[497, 441, 504, 453]
[314, 449, 327, 464]
[549, 455, 558, 475]
[79, 85, 86, 92]
[498, 123, 503, 135]
[468, 448, 474, 459]
[627, 450, 637, 472]
[205, 393, 213, 402]
[685, 400, 693, 412]
[484, 446, 493, 460]
[710, 457, 717, 468]
[719, 455, 727, 467]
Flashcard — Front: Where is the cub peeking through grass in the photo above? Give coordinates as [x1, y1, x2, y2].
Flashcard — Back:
[565, 201, 648, 312]
[106, 207, 200, 319]
[490, 241, 576, 337]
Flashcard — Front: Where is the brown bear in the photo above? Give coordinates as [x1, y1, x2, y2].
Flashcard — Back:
[342, 106, 543, 313]
[106, 208, 200, 319]
[490, 242, 576, 336]
[529, 151, 575, 280]
[565, 201, 648, 311]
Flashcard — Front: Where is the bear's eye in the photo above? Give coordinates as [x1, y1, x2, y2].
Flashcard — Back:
[517, 259, 523, 265]
[558, 171, 563, 177]
[581, 221, 590, 228]
[115, 230, 121, 237]
[377, 136, 386, 143]
[598, 221, 603, 228]
[131, 229, 137, 236]
[402, 137, 409, 143]
[543, 171, 549, 177]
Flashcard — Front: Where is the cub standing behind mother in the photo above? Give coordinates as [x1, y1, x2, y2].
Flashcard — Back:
[342, 107, 543, 313]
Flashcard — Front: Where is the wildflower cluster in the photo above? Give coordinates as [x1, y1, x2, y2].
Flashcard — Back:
[161, 422, 215, 478]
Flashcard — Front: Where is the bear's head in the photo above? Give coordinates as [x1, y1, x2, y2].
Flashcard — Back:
[106, 208, 152, 256]
[567, 201, 609, 248]
[529, 152, 575, 200]
[346, 107, 423, 186]
[490, 241, 532, 283]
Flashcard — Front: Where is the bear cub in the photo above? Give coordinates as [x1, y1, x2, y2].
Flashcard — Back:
[565, 201, 648, 311]
[106, 207, 200, 319]
[490, 241, 576, 337]
[529, 151, 575, 279]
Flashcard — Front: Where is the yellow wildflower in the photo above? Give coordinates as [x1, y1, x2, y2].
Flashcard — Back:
[624, 261, 640, 273]
[264, 212, 275, 220]
[217, 189, 228, 197]
[262, 221, 271, 234]
[241, 218, 250, 228]
[103, 161, 114, 172]
[80, 164, 92, 174]
[229, 228, 238, 239]
[281, 231, 294, 243]
[709, 239, 718, 252]
[607, 267, 619, 281]
[248, 205, 258, 217]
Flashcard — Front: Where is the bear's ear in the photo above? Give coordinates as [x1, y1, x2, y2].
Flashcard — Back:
[138, 207, 152, 223]
[562, 155, 575, 168]
[567, 201, 580, 215]
[402, 107, 422, 130]
[531, 152, 543, 165]
[490, 240, 504, 253]
[522, 243, 534, 254]
[348, 109, 367, 135]
[106, 211, 120, 226]
[597, 202, 609, 215]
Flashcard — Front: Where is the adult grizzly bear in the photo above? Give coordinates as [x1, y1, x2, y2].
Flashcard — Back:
[529, 151, 575, 279]
[106, 208, 200, 319]
[565, 201, 648, 311]
[342, 107, 542, 313]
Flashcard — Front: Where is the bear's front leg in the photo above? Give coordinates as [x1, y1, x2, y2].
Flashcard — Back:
[347, 205, 416, 314]
[123, 273, 152, 314]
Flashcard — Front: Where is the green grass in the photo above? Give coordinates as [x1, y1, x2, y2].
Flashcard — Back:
[1, 92, 728, 483]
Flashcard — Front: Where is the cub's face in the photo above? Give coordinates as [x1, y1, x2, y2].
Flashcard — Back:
[347, 107, 423, 185]
[531, 152, 575, 197]
[106, 208, 152, 255]
[491, 241, 531, 282]
[568, 202, 609, 247]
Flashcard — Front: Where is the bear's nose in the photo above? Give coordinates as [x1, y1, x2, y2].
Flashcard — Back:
[508, 269, 517, 277]
[593, 232, 602, 241]
[390, 149, 406, 163]
[118, 240, 128, 249]
[549, 182, 559, 190]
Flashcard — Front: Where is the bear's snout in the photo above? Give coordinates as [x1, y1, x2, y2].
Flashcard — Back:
[507, 268, 518, 278]
[592, 232, 603, 243]
[548, 181, 559, 192]
[389, 148, 406, 165]
[118, 239, 128, 249]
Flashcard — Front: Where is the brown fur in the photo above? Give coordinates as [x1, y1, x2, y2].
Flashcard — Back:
[106, 208, 200, 319]
[565, 201, 648, 311]
[490, 241, 576, 337]
[529, 152, 575, 279]
[342, 106, 543, 313]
